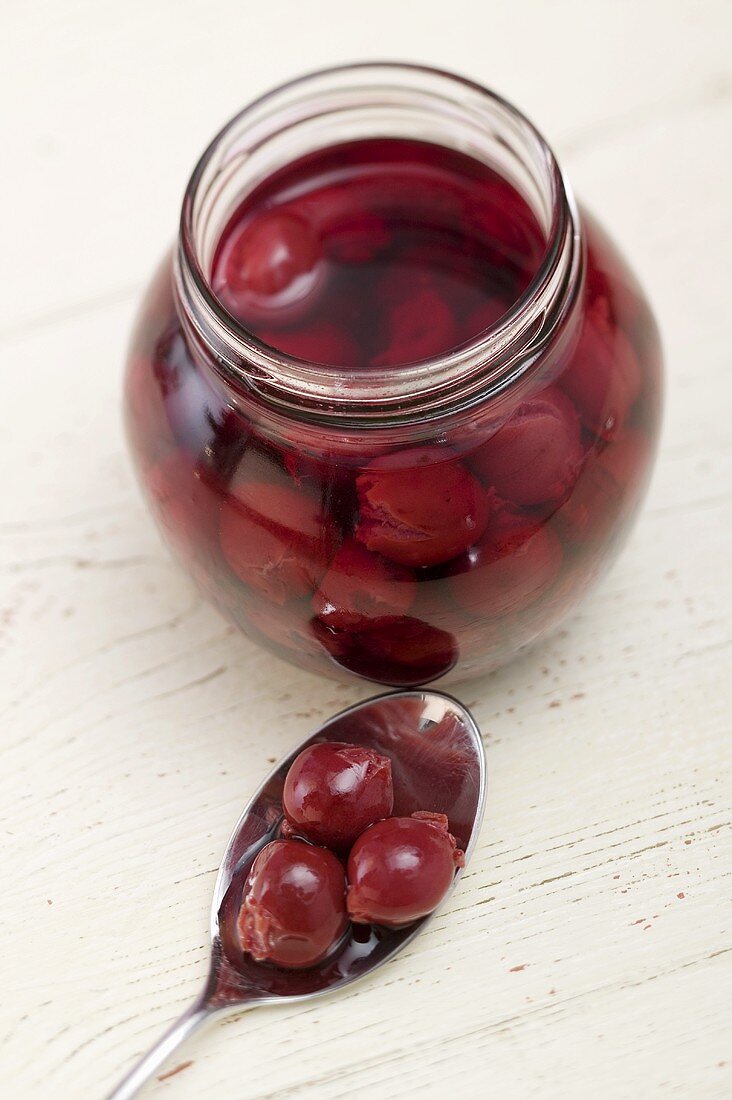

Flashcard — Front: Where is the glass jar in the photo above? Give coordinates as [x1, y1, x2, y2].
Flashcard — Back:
[124, 64, 662, 687]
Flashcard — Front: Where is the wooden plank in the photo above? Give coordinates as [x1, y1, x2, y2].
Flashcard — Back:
[1, 3, 730, 1097]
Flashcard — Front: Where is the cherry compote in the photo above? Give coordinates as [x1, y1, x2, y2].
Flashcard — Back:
[347, 812, 465, 927]
[282, 741, 394, 851]
[231, 740, 466, 972]
[237, 839, 348, 969]
[126, 106, 661, 686]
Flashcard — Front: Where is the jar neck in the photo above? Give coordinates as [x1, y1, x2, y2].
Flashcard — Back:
[174, 63, 583, 427]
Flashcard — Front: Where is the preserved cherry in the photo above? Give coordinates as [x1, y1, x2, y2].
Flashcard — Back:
[282, 741, 394, 850]
[312, 540, 417, 629]
[372, 282, 458, 366]
[219, 480, 340, 604]
[213, 210, 324, 328]
[144, 450, 220, 572]
[559, 298, 642, 439]
[347, 811, 465, 927]
[559, 428, 651, 547]
[355, 448, 491, 568]
[226, 735, 471, 972]
[313, 614, 458, 687]
[470, 387, 583, 508]
[237, 839, 348, 969]
[447, 507, 563, 619]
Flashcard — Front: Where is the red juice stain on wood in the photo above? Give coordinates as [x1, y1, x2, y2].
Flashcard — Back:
[157, 1061, 193, 1082]
[677, 891, 685, 899]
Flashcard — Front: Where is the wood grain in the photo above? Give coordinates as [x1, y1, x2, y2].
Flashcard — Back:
[1, 2, 730, 1097]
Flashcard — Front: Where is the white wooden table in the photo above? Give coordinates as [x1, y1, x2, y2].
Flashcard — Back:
[2, 3, 730, 1097]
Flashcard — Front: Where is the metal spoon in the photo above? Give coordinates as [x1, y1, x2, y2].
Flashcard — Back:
[107, 689, 486, 1098]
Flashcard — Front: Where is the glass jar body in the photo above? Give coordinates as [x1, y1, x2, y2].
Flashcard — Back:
[125, 208, 662, 686]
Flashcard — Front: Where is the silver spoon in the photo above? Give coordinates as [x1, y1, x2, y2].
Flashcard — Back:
[107, 689, 486, 1098]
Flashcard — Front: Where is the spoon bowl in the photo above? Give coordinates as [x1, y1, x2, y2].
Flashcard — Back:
[107, 690, 486, 1097]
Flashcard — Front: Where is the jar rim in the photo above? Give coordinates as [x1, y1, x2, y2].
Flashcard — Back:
[177, 62, 582, 426]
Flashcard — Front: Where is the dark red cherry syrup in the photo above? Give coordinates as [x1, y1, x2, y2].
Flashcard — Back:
[211, 138, 546, 367]
[127, 134, 659, 688]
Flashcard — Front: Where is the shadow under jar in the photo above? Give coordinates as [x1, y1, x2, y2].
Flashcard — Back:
[124, 64, 663, 687]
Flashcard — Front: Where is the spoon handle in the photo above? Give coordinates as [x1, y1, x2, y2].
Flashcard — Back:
[105, 995, 214, 1099]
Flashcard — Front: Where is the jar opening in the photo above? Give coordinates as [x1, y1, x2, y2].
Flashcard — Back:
[176, 63, 581, 424]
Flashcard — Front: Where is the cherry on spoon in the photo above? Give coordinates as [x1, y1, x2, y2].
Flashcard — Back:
[106, 690, 486, 1098]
